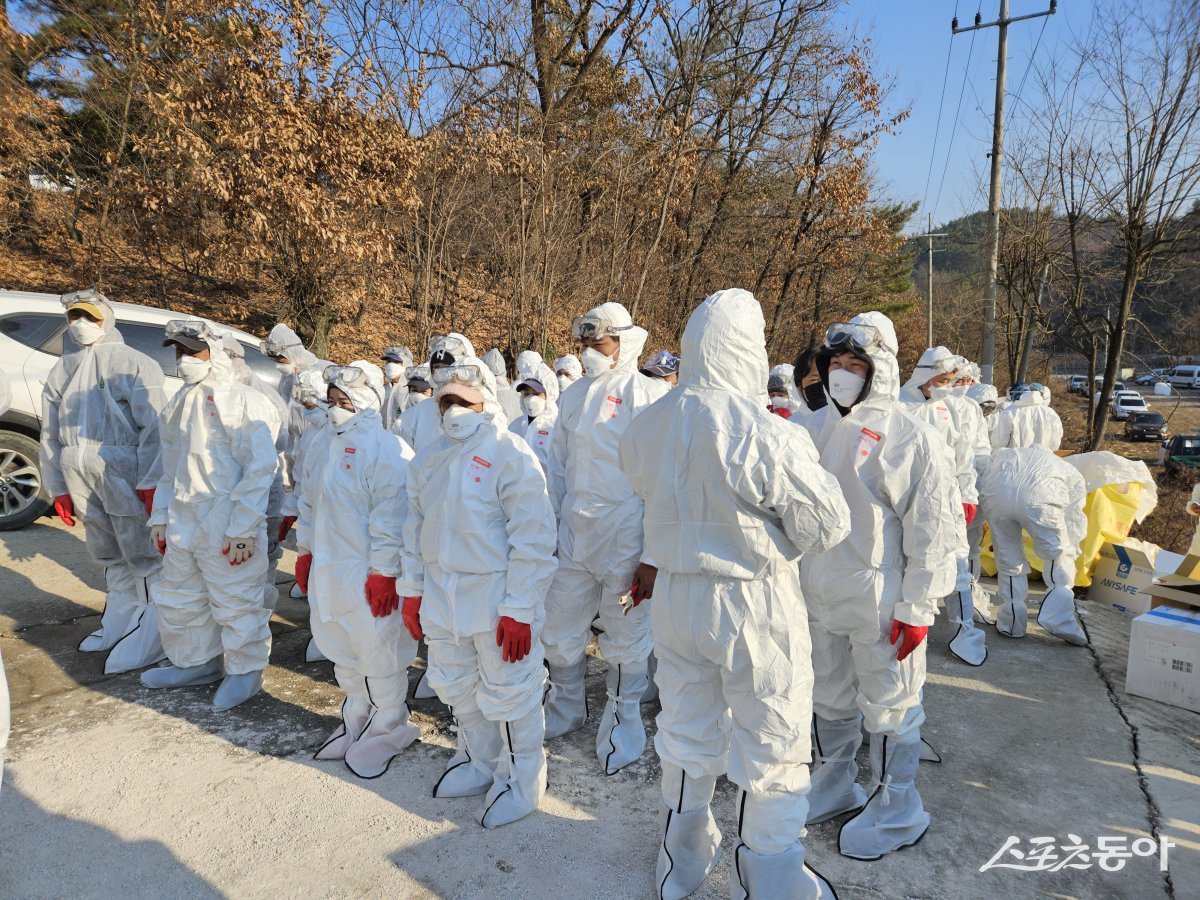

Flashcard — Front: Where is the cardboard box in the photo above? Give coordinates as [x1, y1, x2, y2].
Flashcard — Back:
[1125, 603, 1200, 713]
[1147, 554, 1200, 611]
[1089, 543, 1156, 616]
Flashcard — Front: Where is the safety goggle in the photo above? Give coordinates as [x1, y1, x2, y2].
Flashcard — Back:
[427, 333, 469, 355]
[823, 322, 885, 353]
[431, 362, 486, 388]
[323, 365, 373, 390]
[259, 339, 301, 359]
[980, 401, 997, 414]
[165, 319, 217, 342]
[915, 354, 967, 377]
[571, 315, 633, 342]
[382, 345, 412, 363]
[60, 288, 106, 309]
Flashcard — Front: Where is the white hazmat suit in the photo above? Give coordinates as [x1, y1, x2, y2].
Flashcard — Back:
[621, 289, 849, 899]
[298, 362, 420, 778]
[800, 312, 960, 860]
[543, 302, 670, 774]
[484, 348, 523, 424]
[398, 333, 478, 452]
[508, 363, 560, 469]
[979, 446, 1088, 645]
[143, 320, 282, 710]
[553, 354, 583, 394]
[992, 390, 1063, 450]
[40, 291, 168, 674]
[400, 358, 558, 828]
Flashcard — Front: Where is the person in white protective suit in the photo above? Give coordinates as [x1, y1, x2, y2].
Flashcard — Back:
[553, 354, 583, 394]
[516, 350, 544, 381]
[965, 383, 1001, 623]
[222, 335, 290, 613]
[381, 345, 415, 430]
[768, 372, 799, 420]
[509, 364, 559, 468]
[542, 302, 671, 774]
[979, 446, 1088, 645]
[620, 289, 850, 900]
[484, 348, 524, 424]
[800, 313, 961, 860]
[141, 319, 282, 710]
[399, 358, 558, 828]
[40, 290, 168, 674]
[397, 333, 479, 453]
[898, 347, 989, 666]
[1187, 484, 1200, 556]
[281, 370, 331, 627]
[967, 382, 1001, 451]
[991, 386, 1063, 450]
[640, 350, 680, 386]
[295, 362, 421, 778]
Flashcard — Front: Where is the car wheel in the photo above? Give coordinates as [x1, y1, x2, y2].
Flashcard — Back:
[0, 429, 52, 530]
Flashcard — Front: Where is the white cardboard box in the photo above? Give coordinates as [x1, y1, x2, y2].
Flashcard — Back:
[1089, 543, 1156, 616]
[1125, 604, 1200, 714]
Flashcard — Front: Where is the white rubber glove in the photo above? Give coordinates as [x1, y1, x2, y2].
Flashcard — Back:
[222, 535, 256, 566]
[150, 524, 167, 555]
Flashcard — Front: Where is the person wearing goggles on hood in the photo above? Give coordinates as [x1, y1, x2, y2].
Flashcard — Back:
[553, 354, 583, 393]
[40, 290, 169, 674]
[620, 289, 850, 899]
[992, 382, 1063, 451]
[898, 347, 990, 667]
[510, 363, 560, 470]
[979, 446, 1089, 646]
[397, 332, 483, 454]
[141, 319, 283, 711]
[483, 348, 524, 424]
[640, 349, 680, 386]
[800, 312, 960, 860]
[380, 346, 414, 431]
[543, 302, 670, 775]
[293, 362, 422, 778]
[398, 358, 557, 828]
[387, 364, 434, 444]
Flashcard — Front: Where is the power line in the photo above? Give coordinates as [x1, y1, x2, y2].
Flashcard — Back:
[931, 28, 976, 225]
[920, 2, 960, 216]
[1009, 14, 1048, 119]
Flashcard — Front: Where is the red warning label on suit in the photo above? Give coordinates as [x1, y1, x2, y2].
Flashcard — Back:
[601, 395, 623, 419]
[854, 428, 881, 464]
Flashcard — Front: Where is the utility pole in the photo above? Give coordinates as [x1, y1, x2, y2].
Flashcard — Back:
[953, 0, 1057, 385]
[913, 214, 947, 348]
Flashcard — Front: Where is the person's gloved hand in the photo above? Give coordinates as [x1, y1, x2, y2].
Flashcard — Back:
[277, 515, 297, 543]
[962, 503, 977, 526]
[365, 573, 399, 618]
[496, 616, 532, 663]
[889, 620, 929, 662]
[222, 535, 255, 566]
[136, 488, 155, 518]
[295, 552, 313, 594]
[150, 524, 167, 555]
[402, 596, 423, 641]
[630, 562, 658, 606]
[53, 494, 75, 527]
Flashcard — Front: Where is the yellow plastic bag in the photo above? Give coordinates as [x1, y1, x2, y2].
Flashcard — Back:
[978, 482, 1143, 587]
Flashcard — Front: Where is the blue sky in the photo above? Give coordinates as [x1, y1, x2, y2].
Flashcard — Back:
[836, 1, 1082, 233]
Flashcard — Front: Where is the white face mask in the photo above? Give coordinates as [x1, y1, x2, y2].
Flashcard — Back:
[275, 361, 296, 375]
[828, 369, 867, 408]
[302, 404, 325, 422]
[769, 397, 791, 412]
[557, 374, 573, 392]
[581, 347, 615, 377]
[442, 404, 485, 441]
[951, 383, 970, 398]
[521, 395, 546, 419]
[67, 319, 104, 346]
[383, 362, 405, 381]
[327, 405, 356, 429]
[177, 356, 211, 384]
[927, 384, 953, 400]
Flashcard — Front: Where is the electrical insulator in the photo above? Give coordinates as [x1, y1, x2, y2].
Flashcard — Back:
[975, 12, 982, 26]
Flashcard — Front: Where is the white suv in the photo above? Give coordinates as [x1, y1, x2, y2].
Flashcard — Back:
[0, 289, 278, 530]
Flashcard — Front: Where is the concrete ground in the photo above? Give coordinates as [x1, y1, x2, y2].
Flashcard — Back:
[1, 518, 1196, 899]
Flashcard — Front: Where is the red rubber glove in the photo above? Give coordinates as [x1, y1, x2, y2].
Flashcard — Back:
[277, 515, 297, 543]
[136, 488, 155, 518]
[889, 620, 929, 662]
[630, 562, 658, 606]
[295, 553, 313, 595]
[771, 406, 793, 420]
[402, 596, 423, 641]
[365, 573, 399, 618]
[962, 503, 977, 526]
[496, 616, 532, 663]
[53, 494, 75, 526]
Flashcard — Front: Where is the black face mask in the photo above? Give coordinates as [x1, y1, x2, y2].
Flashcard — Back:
[803, 381, 828, 411]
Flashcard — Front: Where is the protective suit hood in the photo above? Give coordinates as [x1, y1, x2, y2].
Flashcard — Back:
[1013, 390, 1043, 407]
[680, 289, 768, 404]
[967, 383, 999, 405]
[516, 350, 544, 380]
[482, 348, 508, 381]
[769, 362, 802, 406]
[902, 345, 960, 396]
[431, 332, 475, 364]
[334, 360, 386, 414]
[265, 323, 318, 369]
[580, 301, 649, 372]
[817, 311, 900, 412]
[553, 355, 582, 380]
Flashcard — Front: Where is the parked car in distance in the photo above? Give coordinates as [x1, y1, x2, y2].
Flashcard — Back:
[1125, 411, 1167, 441]
[1161, 434, 1200, 474]
[1166, 365, 1200, 388]
[0, 289, 278, 530]
[1068, 375, 1089, 394]
[1111, 392, 1149, 420]
[1133, 371, 1168, 386]
[1093, 376, 1127, 393]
